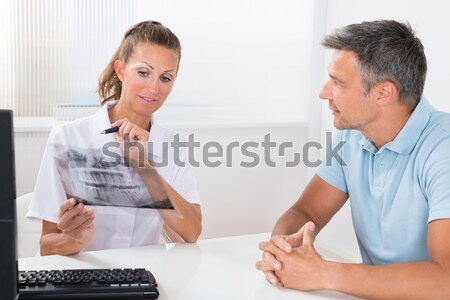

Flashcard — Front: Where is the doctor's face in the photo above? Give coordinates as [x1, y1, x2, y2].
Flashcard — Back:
[115, 43, 179, 116]
[319, 50, 376, 131]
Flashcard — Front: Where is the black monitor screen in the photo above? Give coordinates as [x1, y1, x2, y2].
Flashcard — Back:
[0, 110, 18, 300]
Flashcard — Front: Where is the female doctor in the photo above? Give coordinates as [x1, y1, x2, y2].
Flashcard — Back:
[27, 20, 202, 256]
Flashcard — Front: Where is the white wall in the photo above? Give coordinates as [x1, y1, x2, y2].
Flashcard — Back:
[311, 0, 450, 260]
[135, 0, 314, 121]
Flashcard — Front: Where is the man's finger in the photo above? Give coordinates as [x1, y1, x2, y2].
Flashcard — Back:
[259, 241, 285, 257]
[302, 221, 316, 247]
[270, 235, 293, 253]
[264, 270, 283, 287]
[286, 226, 306, 248]
[255, 259, 272, 271]
[255, 263, 282, 287]
[262, 250, 282, 271]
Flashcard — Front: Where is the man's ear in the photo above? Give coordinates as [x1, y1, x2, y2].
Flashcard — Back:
[114, 60, 124, 81]
[374, 81, 397, 107]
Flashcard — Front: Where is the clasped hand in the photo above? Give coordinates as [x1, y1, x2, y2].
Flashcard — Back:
[256, 222, 328, 291]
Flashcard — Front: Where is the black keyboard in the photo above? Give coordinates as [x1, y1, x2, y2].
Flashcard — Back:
[18, 268, 159, 299]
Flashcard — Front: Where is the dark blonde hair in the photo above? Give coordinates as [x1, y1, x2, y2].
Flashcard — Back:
[97, 20, 182, 105]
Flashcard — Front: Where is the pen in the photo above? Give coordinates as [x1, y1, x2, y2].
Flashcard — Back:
[100, 127, 119, 134]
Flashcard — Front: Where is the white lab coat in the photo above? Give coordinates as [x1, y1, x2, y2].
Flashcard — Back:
[27, 102, 201, 252]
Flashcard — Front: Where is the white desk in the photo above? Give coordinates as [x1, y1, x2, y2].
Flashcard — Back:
[19, 233, 360, 299]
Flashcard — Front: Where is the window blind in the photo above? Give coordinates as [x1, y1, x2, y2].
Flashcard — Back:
[1, 0, 314, 121]
[0, 0, 135, 117]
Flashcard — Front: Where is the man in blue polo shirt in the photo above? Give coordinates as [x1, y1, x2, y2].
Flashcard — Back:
[256, 20, 450, 299]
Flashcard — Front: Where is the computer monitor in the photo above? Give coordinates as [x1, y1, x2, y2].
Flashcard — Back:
[0, 110, 18, 300]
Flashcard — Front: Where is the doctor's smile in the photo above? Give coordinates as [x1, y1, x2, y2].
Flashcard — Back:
[138, 95, 158, 104]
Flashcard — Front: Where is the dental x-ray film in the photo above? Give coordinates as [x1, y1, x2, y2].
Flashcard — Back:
[51, 143, 174, 209]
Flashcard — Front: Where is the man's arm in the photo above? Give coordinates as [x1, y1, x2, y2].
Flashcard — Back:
[256, 174, 348, 285]
[273, 218, 450, 300]
[272, 174, 348, 236]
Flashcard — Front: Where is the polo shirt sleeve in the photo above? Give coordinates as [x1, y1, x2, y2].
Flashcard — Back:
[316, 130, 348, 193]
[422, 135, 450, 223]
[26, 126, 66, 224]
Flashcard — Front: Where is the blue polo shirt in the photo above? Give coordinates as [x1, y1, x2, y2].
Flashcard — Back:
[317, 98, 450, 265]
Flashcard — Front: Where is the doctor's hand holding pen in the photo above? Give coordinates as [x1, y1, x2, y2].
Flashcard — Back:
[109, 118, 150, 169]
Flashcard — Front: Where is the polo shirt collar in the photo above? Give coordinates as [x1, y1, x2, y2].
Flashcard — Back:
[358, 97, 433, 155]
[385, 97, 433, 154]
[358, 135, 378, 154]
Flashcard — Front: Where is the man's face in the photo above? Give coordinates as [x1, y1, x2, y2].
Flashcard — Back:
[319, 50, 376, 131]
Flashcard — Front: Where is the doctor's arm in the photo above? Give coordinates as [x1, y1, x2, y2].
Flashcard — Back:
[40, 198, 95, 256]
[113, 119, 202, 243]
[134, 163, 202, 243]
[128, 157, 202, 243]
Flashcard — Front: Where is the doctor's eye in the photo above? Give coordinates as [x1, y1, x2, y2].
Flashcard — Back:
[138, 71, 149, 77]
[160, 75, 172, 83]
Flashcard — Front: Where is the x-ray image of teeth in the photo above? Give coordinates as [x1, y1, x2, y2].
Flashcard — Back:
[51, 143, 174, 209]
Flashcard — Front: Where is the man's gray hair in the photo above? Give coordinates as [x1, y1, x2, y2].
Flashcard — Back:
[322, 20, 427, 107]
